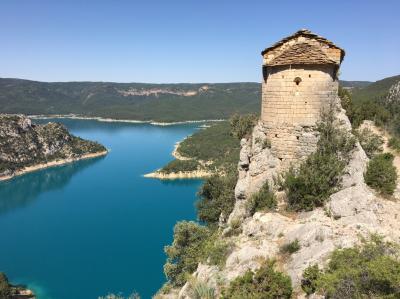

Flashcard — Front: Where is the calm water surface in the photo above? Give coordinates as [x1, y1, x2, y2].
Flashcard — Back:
[0, 119, 203, 299]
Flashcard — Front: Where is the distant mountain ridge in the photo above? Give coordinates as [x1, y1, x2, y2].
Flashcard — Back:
[350, 75, 400, 103]
[0, 77, 395, 122]
[0, 78, 261, 122]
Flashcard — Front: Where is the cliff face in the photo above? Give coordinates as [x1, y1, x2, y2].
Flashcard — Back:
[386, 80, 400, 104]
[0, 114, 107, 179]
[170, 96, 400, 298]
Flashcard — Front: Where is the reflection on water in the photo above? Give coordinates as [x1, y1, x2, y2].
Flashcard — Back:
[0, 156, 104, 215]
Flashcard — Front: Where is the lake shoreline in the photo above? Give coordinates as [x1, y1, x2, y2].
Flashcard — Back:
[29, 114, 225, 126]
[144, 138, 214, 179]
[143, 169, 212, 179]
[0, 150, 108, 182]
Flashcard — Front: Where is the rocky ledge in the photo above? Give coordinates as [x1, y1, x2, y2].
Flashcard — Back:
[0, 272, 35, 298]
[161, 98, 400, 298]
[0, 114, 107, 181]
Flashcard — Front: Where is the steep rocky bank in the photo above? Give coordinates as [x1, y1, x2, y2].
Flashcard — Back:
[159, 96, 400, 298]
[0, 114, 107, 181]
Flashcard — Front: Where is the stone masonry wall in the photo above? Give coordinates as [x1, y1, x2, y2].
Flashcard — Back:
[261, 64, 338, 169]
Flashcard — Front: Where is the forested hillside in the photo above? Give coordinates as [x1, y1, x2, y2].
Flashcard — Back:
[0, 79, 260, 122]
[0, 78, 381, 123]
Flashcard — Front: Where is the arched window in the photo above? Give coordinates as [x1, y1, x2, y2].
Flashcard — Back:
[294, 77, 302, 85]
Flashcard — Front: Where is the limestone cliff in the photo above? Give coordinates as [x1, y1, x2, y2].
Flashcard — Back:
[386, 80, 400, 104]
[0, 114, 107, 180]
[157, 31, 400, 298]
[164, 97, 400, 299]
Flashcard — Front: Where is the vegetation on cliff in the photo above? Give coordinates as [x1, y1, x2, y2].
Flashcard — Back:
[196, 171, 238, 225]
[301, 236, 400, 298]
[164, 221, 231, 288]
[221, 260, 292, 299]
[340, 87, 398, 196]
[0, 114, 106, 178]
[246, 181, 277, 216]
[161, 116, 257, 291]
[365, 153, 397, 195]
[355, 127, 384, 158]
[283, 108, 356, 211]
[229, 113, 258, 140]
[160, 84, 400, 297]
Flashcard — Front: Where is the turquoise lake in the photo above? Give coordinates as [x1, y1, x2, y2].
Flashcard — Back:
[0, 119, 203, 299]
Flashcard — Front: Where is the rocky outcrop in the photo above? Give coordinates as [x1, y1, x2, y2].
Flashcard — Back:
[386, 80, 400, 104]
[0, 114, 107, 180]
[165, 97, 400, 298]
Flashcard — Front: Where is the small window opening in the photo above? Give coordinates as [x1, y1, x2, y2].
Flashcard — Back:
[278, 157, 283, 161]
[275, 134, 278, 138]
[296, 136, 300, 140]
[305, 101, 308, 104]
[294, 77, 302, 85]
[309, 74, 311, 78]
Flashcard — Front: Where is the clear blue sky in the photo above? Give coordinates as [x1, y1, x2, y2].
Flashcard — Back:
[1, 0, 399, 83]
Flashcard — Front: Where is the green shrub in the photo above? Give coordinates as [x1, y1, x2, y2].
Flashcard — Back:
[284, 152, 345, 211]
[280, 239, 301, 255]
[164, 222, 231, 287]
[356, 127, 384, 158]
[301, 237, 400, 298]
[365, 153, 397, 195]
[230, 114, 258, 140]
[301, 264, 321, 295]
[283, 107, 355, 211]
[222, 260, 292, 299]
[338, 87, 353, 119]
[247, 181, 277, 215]
[196, 172, 237, 225]
[164, 221, 211, 287]
[203, 235, 231, 268]
[388, 136, 400, 152]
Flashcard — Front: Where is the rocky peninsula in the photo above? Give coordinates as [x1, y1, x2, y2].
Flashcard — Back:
[0, 272, 35, 298]
[0, 114, 107, 181]
[144, 121, 240, 180]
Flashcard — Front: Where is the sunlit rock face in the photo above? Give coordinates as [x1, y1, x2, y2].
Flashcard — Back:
[0, 114, 106, 178]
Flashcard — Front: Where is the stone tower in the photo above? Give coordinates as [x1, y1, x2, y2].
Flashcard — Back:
[260, 29, 345, 168]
